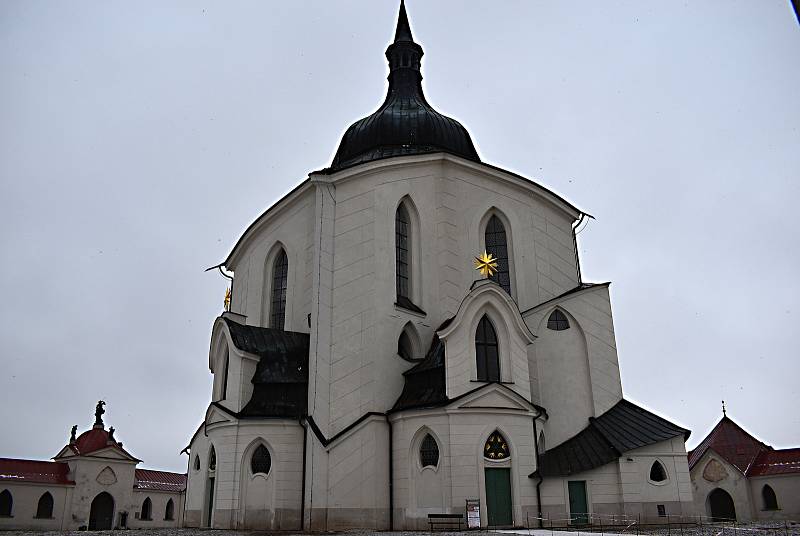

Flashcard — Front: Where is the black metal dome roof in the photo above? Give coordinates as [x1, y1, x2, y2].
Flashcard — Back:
[329, 1, 480, 172]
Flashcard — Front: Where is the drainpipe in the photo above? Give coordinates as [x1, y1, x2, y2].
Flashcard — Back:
[532, 417, 543, 528]
[386, 415, 394, 531]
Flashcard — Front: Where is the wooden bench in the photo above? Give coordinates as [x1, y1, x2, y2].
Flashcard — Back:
[428, 513, 465, 531]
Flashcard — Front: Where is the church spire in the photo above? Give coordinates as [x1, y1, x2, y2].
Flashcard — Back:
[394, 0, 414, 43]
[385, 1, 424, 97]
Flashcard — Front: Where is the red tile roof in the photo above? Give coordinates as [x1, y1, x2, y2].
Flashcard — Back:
[134, 469, 187, 492]
[688, 416, 800, 477]
[61, 427, 140, 461]
[748, 448, 800, 477]
[687, 416, 770, 473]
[0, 458, 74, 485]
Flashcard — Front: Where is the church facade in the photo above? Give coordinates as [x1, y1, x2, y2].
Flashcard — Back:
[0, 403, 186, 531]
[184, 2, 694, 530]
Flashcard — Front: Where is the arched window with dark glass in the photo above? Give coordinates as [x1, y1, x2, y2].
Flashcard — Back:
[485, 215, 511, 294]
[141, 497, 152, 520]
[193, 454, 200, 471]
[547, 309, 570, 331]
[538, 432, 546, 455]
[762, 484, 778, 510]
[251, 444, 271, 475]
[208, 446, 216, 472]
[649, 461, 667, 482]
[270, 249, 288, 329]
[0, 489, 11, 517]
[395, 203, 411, 301]
[484, 430, 510, 460]
[164, 498, 175, 520]
[475, 315, 500, 382]
[420, 434, 439, 468]
[35, 492, 53, 518]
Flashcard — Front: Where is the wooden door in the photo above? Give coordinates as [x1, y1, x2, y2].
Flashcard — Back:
[485, 468, 513, 526]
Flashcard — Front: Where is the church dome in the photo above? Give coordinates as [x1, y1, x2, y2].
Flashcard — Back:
[329, 1, 480, 172]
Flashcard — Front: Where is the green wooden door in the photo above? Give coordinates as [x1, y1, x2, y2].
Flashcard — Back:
[485, 468, 513, 526]
[568, 481, 589, 525]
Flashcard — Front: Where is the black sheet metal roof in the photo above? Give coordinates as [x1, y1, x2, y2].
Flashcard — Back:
[536, 399, 690, 477]
[391, 333, 447, 411]
[223, 317, 310, 418]
[326, 1, 479, 173]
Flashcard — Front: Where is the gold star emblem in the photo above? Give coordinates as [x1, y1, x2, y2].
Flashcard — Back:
[224, 288, 231, 311]
[474, 251, 498, 278]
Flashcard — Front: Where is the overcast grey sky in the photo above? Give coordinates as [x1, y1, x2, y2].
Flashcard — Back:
[1, 1, 798, 473]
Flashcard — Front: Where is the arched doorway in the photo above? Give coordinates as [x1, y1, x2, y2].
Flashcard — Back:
[708, 488, 736, 522]
[483, 430, 513, 527]
[89, 492, 115, 530]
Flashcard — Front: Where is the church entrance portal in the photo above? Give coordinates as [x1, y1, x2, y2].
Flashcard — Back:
[568, 481, 589, 525]
[88, 492, 114, 530]
[708, 488, 736, 521]
[485, 468, 512, 526]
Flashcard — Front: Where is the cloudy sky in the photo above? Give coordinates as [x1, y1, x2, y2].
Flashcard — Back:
[1, 1, 798, 472]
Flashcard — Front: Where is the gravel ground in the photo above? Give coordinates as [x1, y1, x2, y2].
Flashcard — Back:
[1, 526, 797, 536]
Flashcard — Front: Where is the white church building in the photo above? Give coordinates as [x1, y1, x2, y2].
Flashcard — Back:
[184, 2, 695, 530]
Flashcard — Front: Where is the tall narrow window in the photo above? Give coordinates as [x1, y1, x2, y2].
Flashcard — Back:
[141, 497, 152, 520]
[0, 489, 11, 516]
[193, 455, 200, 471]
[251, 445, 272, 475]
[220, 350, 228, 401]
[538, 432, 546, 455]
[475, 315, 500, 382]
[208, 446, 216, 472]
[270, 249, 288, 329]
[395, 204, 411, 300]
[547, 310, 570, 331]
[762, 484, 778, 510]
[164, 498, 175, 521]
[420, 434, 439, 468]
[485, 215, 511, 293]
[36, 492, 53, 519]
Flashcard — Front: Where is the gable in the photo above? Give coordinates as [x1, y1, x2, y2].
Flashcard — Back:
[456, 387, 531, 412]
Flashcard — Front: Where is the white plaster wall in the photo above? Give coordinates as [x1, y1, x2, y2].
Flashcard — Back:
[748, 474, 800, 521]
[197, 420, 303, 530]
[539, 463, 623, 524]
[65, 457, 138, 529]
[690, 451, 752, 522]
[525, 285, 623, 446]
[184, 428, 210, 527]
[391, 406, 538, 529]
[227, 184, 316, 334]
[619, 437, 694, 520]
[0, 483, 72, 530]
[128, 489, 183, 528]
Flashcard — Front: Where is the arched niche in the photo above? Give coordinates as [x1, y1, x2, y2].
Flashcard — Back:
[239, 438, 277, 529]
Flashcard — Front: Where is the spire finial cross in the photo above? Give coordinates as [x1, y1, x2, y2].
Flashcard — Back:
[722, 400, 726, 417]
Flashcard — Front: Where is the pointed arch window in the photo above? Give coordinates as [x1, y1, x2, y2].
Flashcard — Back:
[484, 431, 510, 460]
[649, 461, 667, 482]
[762, 484, 778, 510]
[420, 434, 439, 468]
[193, 454, 200, 471]
[475, 315, 500, 382]
[164, 498, 175, 521]
[208, 446, 216, 472]
[35, 492, 54, 519]
[485, 215, 511, 294]
[547, 309, 570, 331]
[0, 489, 11, 517]
[141, 497, 152, 520]
[251, 444, 272, 475]
[398, 330, 414, 361]
[395, 203, 411, 301]
[538, 431, 546, 455]
[270, 249, 288, 329]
